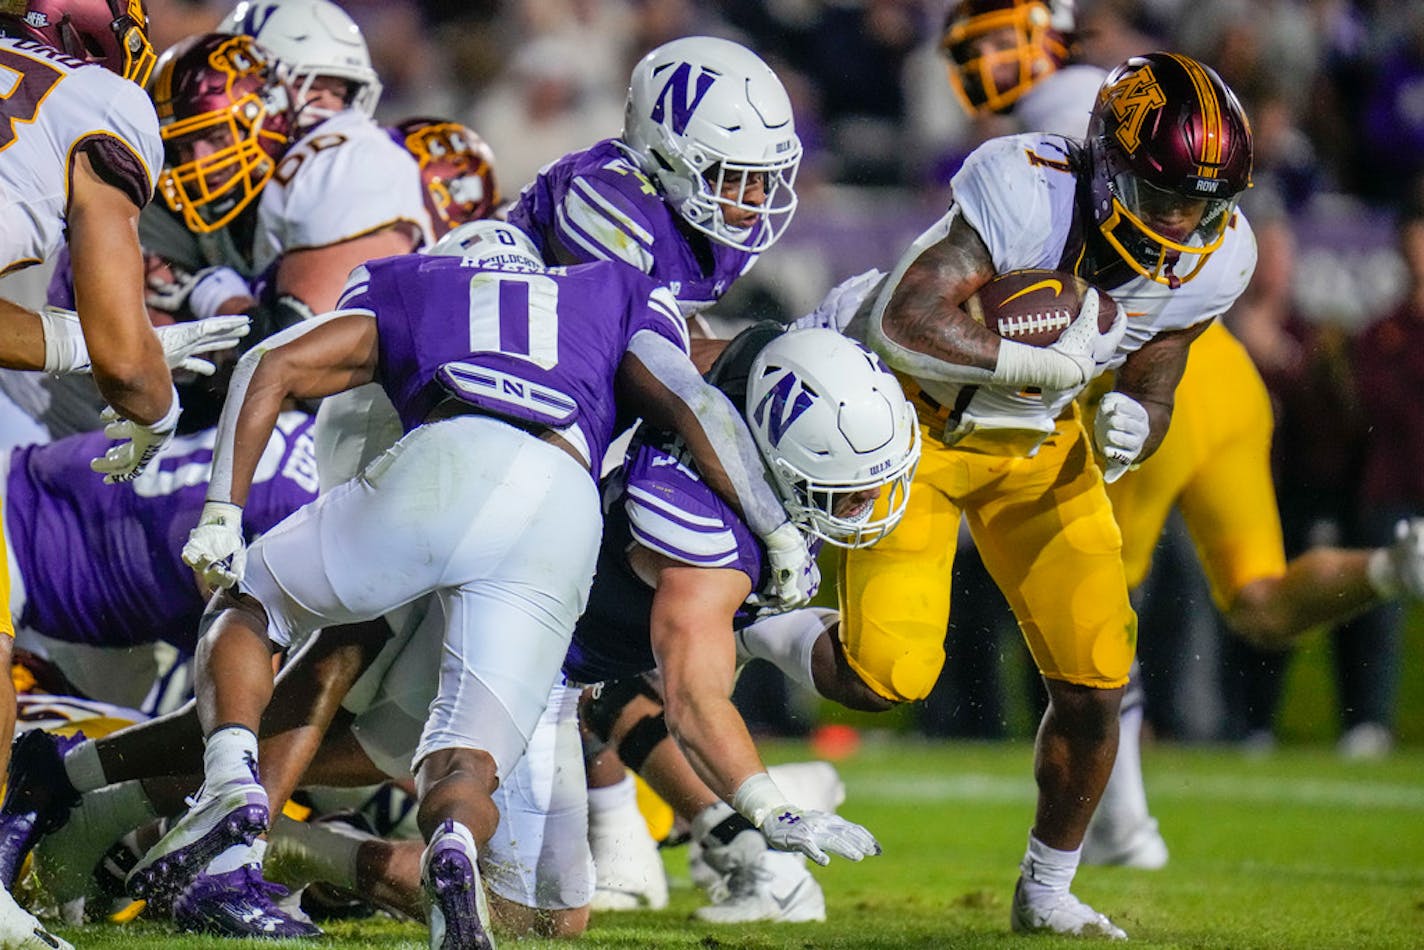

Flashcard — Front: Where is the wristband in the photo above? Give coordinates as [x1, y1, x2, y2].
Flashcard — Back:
[187, 268, 253, 321]
[39, 306, 90, 374]
[731, 772, 792, 828]
[146, 385, 182, 436]
[992, 339, 1084, 391]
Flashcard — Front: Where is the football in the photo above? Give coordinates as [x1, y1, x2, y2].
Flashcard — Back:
[964, 269, 1115, 348]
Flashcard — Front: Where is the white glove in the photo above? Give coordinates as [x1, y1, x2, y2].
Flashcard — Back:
[758, 806, 881, 867]
[754, 522, 817, 611]
[1047, 288, 1127, 382]
[146, 264, 252, 320]
[89, 389, 180, 483]
[793, 269, 886, 332]
[182, 501, 248, 590]
[155, 314, 251, 376]
[1094, 391, 1151, 484]
[1368, 517, 1424, 600]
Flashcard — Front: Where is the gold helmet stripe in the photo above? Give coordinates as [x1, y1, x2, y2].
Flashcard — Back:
[1166, 53, 1222, 178]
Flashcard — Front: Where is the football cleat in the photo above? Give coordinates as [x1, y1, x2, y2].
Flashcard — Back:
[422, 821, 493, 950]
[0, 882, 73, 950]
[172, 864, 321, 938]
[126, 783, 268, 904]
[587, 802, 668, 911]
[1082, 816, 1169, 871]
[693, 844, 825, 924]
[0, 731, 85, 888]
[1010, 878, 1127, 940]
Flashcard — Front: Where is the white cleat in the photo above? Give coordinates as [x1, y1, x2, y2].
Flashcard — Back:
[694, 846, 825, 924]
[587, 809, 667, 911]
[1082, 817, 1169, 870]
[1011, 879, 1127, 940]
[0, 884, 73, 950]
[125, 782, 268, 904]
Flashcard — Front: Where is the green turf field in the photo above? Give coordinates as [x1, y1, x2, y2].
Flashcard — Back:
[45, 736, 1424, 949]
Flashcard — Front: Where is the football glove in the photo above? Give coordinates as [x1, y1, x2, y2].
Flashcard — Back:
[155, 314, 251, 376]
[1048, 289, 1127, 382]
[1368, 517, 1424, 601]
[752, 523, 817, 612]
[89, 390, 180, 484]
[1094, 391, 1151, 484]
[182, 501, 248, 590]
[757, 806, 881, 867]
[793, 268, 886, 333]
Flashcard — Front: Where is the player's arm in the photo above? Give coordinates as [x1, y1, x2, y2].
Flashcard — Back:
[275, 226, 421, 314]
[865, 208, 1118, 391]
[66, 150, 174, 425]
[643, 555, 758, 798]
[209, 314, 378, 508]
[642, 552, 878, 864]
[618, 329, 813, 609]
[1109, 318, 1213, 463]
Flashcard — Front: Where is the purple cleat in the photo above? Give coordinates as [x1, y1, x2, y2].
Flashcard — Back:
[126, 783, 268, 905]
[0, 730, 84, 887]
[424, 821, 493, 950]
[173, 864, 322, 938]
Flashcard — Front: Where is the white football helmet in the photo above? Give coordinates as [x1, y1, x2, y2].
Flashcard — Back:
[746, 329, 920, 549]
[427, 220, 544, 272]
[623, 35, 801, 254]
[218, 0, 382, 123]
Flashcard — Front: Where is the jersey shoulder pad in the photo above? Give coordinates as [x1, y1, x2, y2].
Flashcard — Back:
[554, 157, 663, 273]
[269, 114, 428, 250]
[951, 133, 1076, 272]
[622, 440, 747, 570]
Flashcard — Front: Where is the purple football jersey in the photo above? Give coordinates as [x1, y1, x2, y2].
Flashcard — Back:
[6, 414, 319, 651]
[507, 139, 758, 313]
[335, 254, 688, 472]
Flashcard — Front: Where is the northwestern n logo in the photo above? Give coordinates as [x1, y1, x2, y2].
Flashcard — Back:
[753, 373, 815, 447]
[650, 63, 718, 135]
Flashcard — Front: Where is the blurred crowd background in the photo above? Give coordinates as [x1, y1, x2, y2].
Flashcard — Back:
[95, 0, 1424, 752]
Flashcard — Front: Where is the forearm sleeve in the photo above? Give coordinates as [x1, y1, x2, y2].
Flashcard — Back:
[627, 330, 788, 538]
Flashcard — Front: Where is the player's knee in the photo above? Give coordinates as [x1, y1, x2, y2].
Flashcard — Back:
[581, 677, 661, 744]
[1044, 679, 1124, 740]
[831, 628, 943, 707]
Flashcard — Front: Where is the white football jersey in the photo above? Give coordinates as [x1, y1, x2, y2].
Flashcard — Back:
[0, 38, 160, 274]
[254, 109, 431, 274]
[1013, 63, 1105, 139]
[887, 132, 1256, 441]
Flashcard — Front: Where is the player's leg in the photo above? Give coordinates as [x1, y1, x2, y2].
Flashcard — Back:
[971, 421, 1131, 939]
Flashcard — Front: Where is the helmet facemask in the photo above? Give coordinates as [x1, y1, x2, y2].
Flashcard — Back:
[942, 0, 1068, 114]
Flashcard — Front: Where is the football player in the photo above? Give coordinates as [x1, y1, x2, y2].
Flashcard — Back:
[741, 52, 1257, 939]
[392, 117, 504, 232]
[939, 1, 1424, 872]
[146, 220, 812, 945]
[507, 34, 808, 911]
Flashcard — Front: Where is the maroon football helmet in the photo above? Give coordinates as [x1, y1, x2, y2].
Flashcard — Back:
[1086, 52, 1253, 287]
[0, 0, 155, 84]
[150, 33, 295, 234]
[393, 117, 502, 236]
[940, 0, 1073, 115]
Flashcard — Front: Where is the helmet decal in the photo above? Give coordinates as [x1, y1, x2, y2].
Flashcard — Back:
[649, 62, 718, 135]
[1103, 64, 1166, 153]
[752, 370, 815, 448]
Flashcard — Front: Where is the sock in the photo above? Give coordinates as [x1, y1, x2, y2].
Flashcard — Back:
[80, 780, 157, 843]
[269, 814, 363, 889]
[1019, 833, 1081, 903]
[586, 773, 637, 819]
[735, 607, 835, 693]
[62, 741, 106, 794]
[1089, 702, 1153, 842]
[206, 839, 263, 876]
[203, 725, 260, 792]
[424, 818, 477, 870]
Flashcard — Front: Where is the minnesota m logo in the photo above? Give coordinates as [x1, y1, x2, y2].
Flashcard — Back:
[650, 63, 718, 135]
[1105, 65, 1166, 153]
[753, 372, 815, 447]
